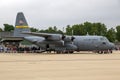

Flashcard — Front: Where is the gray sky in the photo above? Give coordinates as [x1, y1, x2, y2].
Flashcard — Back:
[0, 0, 120, 30]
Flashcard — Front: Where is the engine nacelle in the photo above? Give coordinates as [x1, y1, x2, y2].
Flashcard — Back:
[64, 36, 75, 42]
[39, 40, 64, 46]
[46, 35, 62, 41]
[65, 44, 77, 50]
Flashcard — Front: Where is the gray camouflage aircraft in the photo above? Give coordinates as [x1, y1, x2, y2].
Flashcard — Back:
[14, 12, 115, 53]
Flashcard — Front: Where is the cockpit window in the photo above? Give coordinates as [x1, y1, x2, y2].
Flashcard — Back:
[100, 37, 109, 42]
[100, 37, 104, 40]
[102, 42, 106, 45]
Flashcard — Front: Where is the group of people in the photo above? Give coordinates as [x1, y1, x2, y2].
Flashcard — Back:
[0, 45, 120, 53]
[0, 46, 42, 53]
[116, 47, 120, 50]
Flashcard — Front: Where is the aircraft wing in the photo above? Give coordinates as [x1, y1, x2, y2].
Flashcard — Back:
[22, 32, 51, 37]
[22, 32, 62, 41]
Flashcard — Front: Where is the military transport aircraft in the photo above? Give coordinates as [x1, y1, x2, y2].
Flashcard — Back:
[14, 12, 115, 53]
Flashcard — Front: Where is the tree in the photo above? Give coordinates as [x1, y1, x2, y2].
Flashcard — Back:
[39, 26, 63, 34]
[47, 27, 54, 33]
[71, 24, 86, 35]
[116, 25, 120, 42]
[72, 24, 80, 35]
[3, 24, 14, 31]
[66, 22, 107, 36]
[83, 22, 93, 35]
[66, 25, 72, 35]
[78, 24, 86, 35]
[53, 26, 57, 32]
[0, 28, 3, 31]
[30, 27, 39, 32]
[106, 28, 116, 42]
[92, 23, 107, 36]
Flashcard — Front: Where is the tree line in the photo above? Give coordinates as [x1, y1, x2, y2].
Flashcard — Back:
[1, 22, 120, 42]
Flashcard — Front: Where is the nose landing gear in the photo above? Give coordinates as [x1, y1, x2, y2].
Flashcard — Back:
[96, 50, 113, 54]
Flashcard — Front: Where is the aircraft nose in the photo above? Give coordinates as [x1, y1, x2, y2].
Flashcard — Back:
[109, 42, 115, 50]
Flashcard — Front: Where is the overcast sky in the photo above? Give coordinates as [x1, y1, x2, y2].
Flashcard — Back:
[0, 0, 120, 30]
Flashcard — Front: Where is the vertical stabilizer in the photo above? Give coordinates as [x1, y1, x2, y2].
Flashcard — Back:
[13, 12, 31, 37]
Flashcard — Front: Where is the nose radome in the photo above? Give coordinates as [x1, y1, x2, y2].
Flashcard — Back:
[109, 43, 115, 49]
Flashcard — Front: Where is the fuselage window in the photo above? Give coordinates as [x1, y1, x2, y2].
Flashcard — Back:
[100, 37, 104, 40]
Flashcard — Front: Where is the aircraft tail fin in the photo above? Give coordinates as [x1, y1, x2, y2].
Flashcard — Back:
[13, 12, 31, 37]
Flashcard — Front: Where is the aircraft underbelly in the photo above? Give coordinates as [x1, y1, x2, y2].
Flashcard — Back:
[36, 41, 77, 51]
[97, 44, 109, 50]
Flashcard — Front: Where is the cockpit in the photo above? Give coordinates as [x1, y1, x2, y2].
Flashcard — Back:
[100, 36, 109, 42]
[99, 36, 110, 45]
[99, 36, 115, 50]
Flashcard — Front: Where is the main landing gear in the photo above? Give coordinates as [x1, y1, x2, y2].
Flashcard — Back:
[96, 50, 113, 54]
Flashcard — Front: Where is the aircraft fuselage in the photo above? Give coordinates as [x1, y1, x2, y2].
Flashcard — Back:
[24, 35, 115, 52]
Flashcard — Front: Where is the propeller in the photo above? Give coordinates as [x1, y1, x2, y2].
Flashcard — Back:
[61, 34, 66, 40]
[61, 27, 66, 40]
[61, 28, 75, 45]
[71, 36, 75, 41]
[71, 30, 75, 42]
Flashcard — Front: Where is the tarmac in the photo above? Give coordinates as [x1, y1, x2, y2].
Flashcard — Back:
[0, 51, 120, 80]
